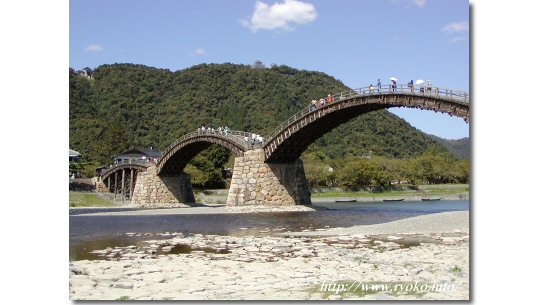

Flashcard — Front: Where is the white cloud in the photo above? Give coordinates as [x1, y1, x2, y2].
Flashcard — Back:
[85, 44, 104, 52]
[442, 21, 469, 34]
[193, 48, 207, 56]
[241, 0, 317, 32]
[414, 0, 427, 8]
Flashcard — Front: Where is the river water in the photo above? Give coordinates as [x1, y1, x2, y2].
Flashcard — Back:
[70, 200, 468, 261]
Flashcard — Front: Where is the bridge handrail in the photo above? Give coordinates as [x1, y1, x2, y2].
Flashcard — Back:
[264, 84, 469, 144]
[157, 129, 264, 168]
[100, 159, 150, 177]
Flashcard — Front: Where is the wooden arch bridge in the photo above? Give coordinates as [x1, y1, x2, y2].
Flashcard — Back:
[157, 130, 263, 175]
[99, 84, 469, 206]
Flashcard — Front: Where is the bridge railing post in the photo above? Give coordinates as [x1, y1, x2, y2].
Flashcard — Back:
[121, 169, 125, 204]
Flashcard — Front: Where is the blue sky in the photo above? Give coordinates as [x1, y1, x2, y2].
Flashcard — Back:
[70, 0, 469, 139]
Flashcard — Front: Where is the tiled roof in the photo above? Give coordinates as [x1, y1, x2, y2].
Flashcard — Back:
[69, 149, 80, 157]
[114, 147, 161, 158]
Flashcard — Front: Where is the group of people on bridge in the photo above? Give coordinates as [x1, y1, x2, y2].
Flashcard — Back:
[368, 78, 434, 93]
[196, 125, 264, 146]
[109, 157, 158, 169]
[310, 94, 334, 111]
[308, 78, 440, 111]
[197, 125, 231, 135]
[244, 133, 264, 146]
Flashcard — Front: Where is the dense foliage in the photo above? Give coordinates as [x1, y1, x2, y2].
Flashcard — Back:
[69, 63, 468, 186]
[303, 148, 470, 189]
[427, 135, 470, 159]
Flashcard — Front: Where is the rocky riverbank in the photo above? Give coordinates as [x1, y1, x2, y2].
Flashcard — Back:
[69, 211, 469, 300]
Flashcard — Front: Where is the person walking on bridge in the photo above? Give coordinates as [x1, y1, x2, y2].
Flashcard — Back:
[377, 79, 381, 92]
[310, 99, 317, 111]
[327, 94, 333, 103]
[369, 84, 374, 93]
[408, 80, 414, 93]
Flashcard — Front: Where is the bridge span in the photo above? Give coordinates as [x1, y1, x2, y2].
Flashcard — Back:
[100, 84, 469, 207]
[157, 130, 262, 176]
[263, 84, 468, 162]
[97, 160, 150, 204]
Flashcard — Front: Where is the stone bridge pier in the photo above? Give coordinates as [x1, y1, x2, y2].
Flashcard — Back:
[131, 167, 195, 207]
[127, 152, 310, 207]
[226, 149, 311, 206]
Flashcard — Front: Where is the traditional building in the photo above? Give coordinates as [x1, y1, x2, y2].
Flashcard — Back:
[69, 149, 81, 162]
[77, 67, 93, 79]
[251, 60, 265, 69]
[69, 149, 82, 178]
[94, 166, 107, 177]
[113, 147, 161, 165]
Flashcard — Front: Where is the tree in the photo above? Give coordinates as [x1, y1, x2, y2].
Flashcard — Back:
[337, 159, 374, 189]
[69, 63, 452, 166]
[98, 121, 132, 165]
[369, 157, 394, 188]
[205, 145, 231, 169]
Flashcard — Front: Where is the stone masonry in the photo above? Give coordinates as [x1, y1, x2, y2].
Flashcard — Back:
[93, 177, 108, 193]
[131, 166, 195, 207]
[226, 149, 311, 206]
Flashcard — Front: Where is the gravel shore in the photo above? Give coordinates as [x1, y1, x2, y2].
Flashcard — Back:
[70, 211, 469, 300]
[283, 211, 469, 236]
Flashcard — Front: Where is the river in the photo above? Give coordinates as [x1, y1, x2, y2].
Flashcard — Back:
[70, 199, 468, 261]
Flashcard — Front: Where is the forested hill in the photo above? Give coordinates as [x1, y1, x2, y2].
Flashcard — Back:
[427, 135, 470, 159]
[70, 63, 449, 164]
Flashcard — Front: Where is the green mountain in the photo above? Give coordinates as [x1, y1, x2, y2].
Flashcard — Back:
[427, 135, 470, 159]
[69, 63, 451, 165]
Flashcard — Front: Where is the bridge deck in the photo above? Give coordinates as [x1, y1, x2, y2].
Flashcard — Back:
[264, 84, 469, 146]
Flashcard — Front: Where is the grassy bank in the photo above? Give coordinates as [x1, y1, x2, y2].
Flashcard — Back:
[69, 191, 115, 207]
[311, 184, 469, 198]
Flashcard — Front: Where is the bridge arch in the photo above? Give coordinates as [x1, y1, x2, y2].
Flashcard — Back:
[263, 85, 469, 163]
[98, 161, 150, 202]
[100, 163, 149, 181]
[157, 130, 261, 176]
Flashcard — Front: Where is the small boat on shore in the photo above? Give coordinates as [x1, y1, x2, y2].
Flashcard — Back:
[383, 199, 405, 202]
[421, 198, 442, 201]
[335, 199, 357, 203]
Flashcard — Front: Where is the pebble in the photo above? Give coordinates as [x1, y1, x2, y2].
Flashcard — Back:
[113, 282, 134, 289]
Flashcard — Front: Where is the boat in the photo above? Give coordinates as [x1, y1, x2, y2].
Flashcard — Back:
[383, 199, 405, 202]
[421, 198, 442, 201]
[335, 199, 357, 202]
